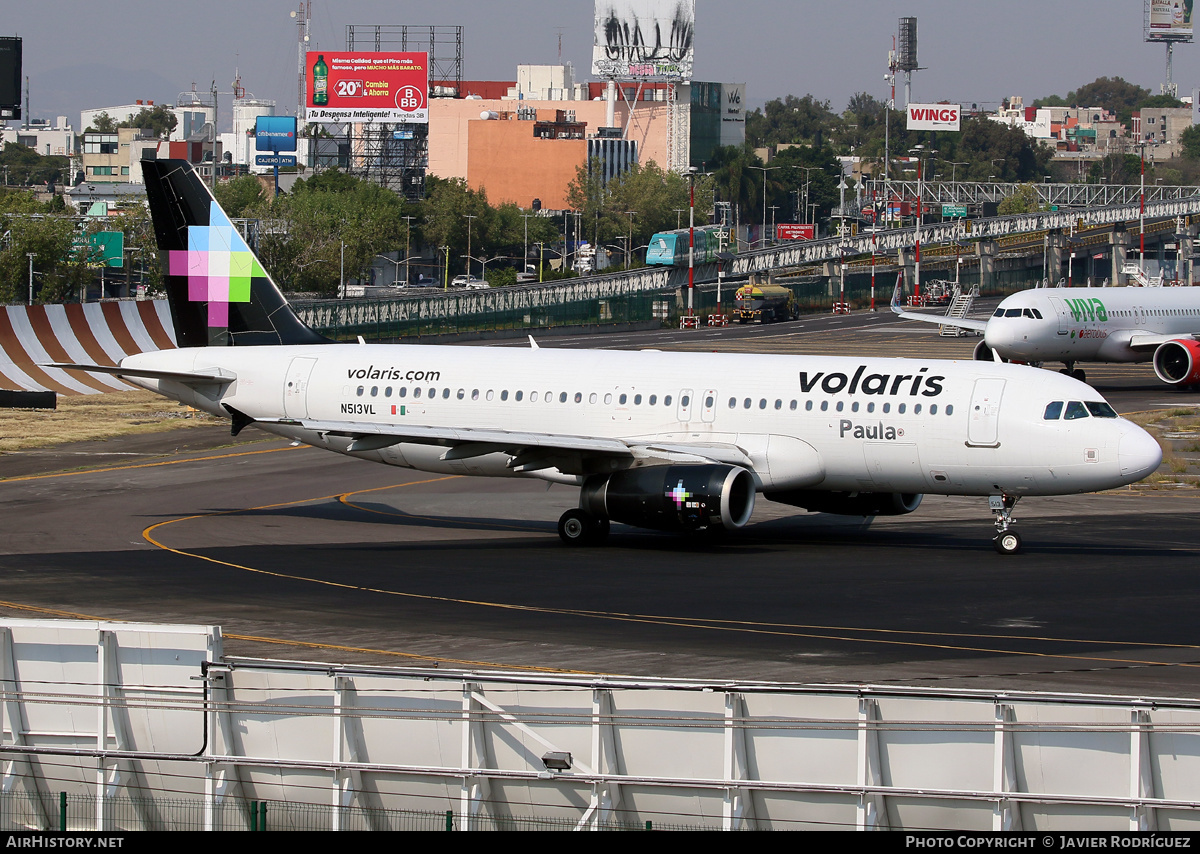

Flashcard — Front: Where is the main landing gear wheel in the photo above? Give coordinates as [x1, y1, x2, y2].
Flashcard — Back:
[557, 509, 609, 546]
[993, 530, 1022, 555]
[1060, 364, 1086, 383]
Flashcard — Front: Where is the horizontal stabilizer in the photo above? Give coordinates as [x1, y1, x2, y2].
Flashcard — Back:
[45, 363, 236, 386]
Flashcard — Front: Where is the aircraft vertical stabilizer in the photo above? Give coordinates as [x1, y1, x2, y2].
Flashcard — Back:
[141, 159, 328, 348]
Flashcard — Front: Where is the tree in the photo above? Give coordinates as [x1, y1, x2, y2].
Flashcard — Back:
[1087, 153, 1148, 185]
[215, 175, 268, 218]
[997, 183, 1047, 215]
[248, 170, 411, 296]
[1181, 124, 1200, 159]
[0, 212, 87, 303]
[119, 105, 177, 138]
[1035, 77, 1150, 124]
[86, 112, 117, 133]
[1138, 94, 1185, 110]
[0, 142, 70, 186]
[746, 94, 839, 148]
[567, 160, 710, 263]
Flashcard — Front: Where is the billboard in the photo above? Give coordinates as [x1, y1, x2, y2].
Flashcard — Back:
[255, 116, 297, 153]
[304, 52, 428, 124]
[1146, 0, 1194, 41]
[592, 0, 695, 81]
[777, 224, 815, 240]
[0, 36, 21, 120]
[907, 103, 960, 132]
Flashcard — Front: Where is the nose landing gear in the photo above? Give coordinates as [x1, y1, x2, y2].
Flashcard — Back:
[990, 494, 1021, 554]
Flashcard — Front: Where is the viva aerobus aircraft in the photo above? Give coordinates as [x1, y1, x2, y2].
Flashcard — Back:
[53, 161, 1163, 555]
[893, 282, 1200, 387]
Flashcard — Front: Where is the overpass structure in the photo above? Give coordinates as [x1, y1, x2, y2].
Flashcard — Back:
[732, 195, 1200, 279]
[841, 181, 1199, 212]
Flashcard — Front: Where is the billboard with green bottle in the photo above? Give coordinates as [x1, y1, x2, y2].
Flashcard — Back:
[305, 52, 428, 124]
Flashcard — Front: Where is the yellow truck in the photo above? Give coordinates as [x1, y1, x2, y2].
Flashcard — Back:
[734, 285, 796, 323]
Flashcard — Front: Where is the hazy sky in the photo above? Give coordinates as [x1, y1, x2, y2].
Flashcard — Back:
[5, 1, 1198, 129]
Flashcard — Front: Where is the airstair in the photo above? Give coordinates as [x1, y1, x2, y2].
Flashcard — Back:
[1121, 263, 1164, 287]
[939, 286, 980, 337]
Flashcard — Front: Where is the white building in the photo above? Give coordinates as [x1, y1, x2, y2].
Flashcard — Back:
[11, 117, 76, 157]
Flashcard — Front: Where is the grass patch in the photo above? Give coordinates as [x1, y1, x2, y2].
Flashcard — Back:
[0, 390, 214, 452]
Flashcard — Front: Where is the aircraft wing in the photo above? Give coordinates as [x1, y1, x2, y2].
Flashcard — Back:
[889, 285, 989, 332]
[1125, 331, 1200, 350]
[44, 363, 236, 386]
[254, 416, 755, 474]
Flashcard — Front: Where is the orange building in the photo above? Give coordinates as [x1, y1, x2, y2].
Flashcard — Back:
[466, 110, 587, 210]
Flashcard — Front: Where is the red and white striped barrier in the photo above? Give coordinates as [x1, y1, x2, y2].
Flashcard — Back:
[0, 300, 177, 395]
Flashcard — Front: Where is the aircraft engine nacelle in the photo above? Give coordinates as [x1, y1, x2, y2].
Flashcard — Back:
[580, 464, 756, 532]
[1153, 339, 1200, 386]
[765, 490, 924, 517]
[973, 341, 1006, 363]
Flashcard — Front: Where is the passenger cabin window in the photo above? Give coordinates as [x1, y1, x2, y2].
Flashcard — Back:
[1044, 401, 1064, 420]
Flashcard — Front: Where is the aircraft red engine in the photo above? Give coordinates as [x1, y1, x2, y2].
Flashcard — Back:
[1153, 339, 1200, 385]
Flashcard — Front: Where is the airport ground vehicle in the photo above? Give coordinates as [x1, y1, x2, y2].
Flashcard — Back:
[52, 160, 1164, 555]
[735, 285, 797, 323]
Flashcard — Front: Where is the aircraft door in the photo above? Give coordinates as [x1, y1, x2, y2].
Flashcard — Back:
[701, 389, 718, 423]
[677, 388, 694, 422]
[284, 357, 318, 419]
[1047, 297, 1070, 335]
[967, 377, 1005, 447]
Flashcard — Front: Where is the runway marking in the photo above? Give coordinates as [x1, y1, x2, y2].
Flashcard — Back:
[0, 444, 308, 483]
[141, 480, 1200, 674]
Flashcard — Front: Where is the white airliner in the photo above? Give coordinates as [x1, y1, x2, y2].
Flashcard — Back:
[893, 283, 1200, 387]
[53, 161, 1162, 554]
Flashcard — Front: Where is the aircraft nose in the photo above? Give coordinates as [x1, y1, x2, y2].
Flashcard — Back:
[1119, 425, 1162, 481]
[983, 322, 1008, 351]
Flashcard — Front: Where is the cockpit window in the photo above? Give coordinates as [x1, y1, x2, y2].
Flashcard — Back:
[1044, 401, 1063, 420]
[993, 308, 1005, 317]
[1085, 401, 1118, 418]
[1023, 308, 1041, 319]
[1005, 308, 1023, 317]
[1064, 400, 1089, 420]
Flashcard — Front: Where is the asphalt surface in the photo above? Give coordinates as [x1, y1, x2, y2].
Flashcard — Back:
[3, 304, 1200, 697]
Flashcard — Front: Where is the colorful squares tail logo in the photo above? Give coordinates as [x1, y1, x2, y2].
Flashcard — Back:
[167, 201, 266, 327]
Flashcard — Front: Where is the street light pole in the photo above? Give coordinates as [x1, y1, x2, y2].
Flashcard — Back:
[400, 215, 414, 285]
[26, 253, 35, 305]
[521, 212, 535, 275]
[749, 165, 779, 248]
[464, 214, 477, 279]
[688, 168, 696, 319]
[1139, 140, 1148, 275]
